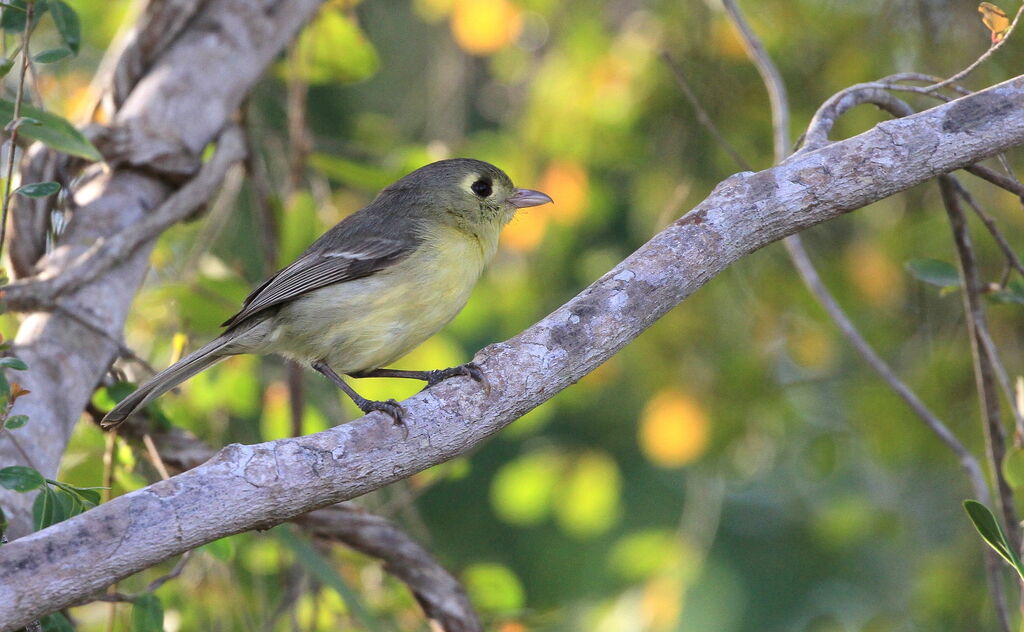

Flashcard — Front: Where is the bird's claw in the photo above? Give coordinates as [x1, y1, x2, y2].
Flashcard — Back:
[359, 398, 407, 428]
[427, 362, 490, 394]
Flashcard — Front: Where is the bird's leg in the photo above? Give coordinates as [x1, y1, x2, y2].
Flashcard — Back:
[312, 360, 407, 425]
[353, 362, 490, 393]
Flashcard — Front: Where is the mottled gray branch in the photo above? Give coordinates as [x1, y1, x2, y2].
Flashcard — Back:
[120, 421, 482, 632]
[1, 75, 1023, 629]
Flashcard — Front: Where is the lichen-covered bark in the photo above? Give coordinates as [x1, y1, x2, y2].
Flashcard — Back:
[0, 75, 1022, 630]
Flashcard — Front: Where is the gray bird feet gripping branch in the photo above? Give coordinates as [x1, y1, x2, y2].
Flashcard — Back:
[314, 361, 490, 427]
[312, 361, 408, 425]
[354, 362, 491, 394]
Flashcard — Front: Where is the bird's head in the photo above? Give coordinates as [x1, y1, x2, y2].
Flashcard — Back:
[382, 158, 553, 231]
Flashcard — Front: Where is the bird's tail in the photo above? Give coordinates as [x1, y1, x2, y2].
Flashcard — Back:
[101, 335, 234, 429]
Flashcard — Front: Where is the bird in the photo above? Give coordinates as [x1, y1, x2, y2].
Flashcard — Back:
[101, 158, 553, 429]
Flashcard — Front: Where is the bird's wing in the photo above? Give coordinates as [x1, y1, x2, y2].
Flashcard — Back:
[221, 235, 413, 328]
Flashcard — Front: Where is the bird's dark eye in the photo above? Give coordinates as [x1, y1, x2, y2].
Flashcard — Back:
[471, 178, 492, 198]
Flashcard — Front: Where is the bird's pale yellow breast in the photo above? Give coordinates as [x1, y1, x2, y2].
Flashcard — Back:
[267, 222, 498, 373]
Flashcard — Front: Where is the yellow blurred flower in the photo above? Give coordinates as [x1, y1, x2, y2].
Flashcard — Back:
[711, 17, 748, 59]
[501, 211, 549, 252]
[639, 390, 710, 468]
[844, 239, 904, 307]
[788, 325, 835, 370]
[451, 0, 523, 55]
[642, 574, 683, 630]
[538, 159, 589, 224]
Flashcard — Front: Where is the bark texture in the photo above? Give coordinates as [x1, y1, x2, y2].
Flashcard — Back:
[0, 74, 1023, 629]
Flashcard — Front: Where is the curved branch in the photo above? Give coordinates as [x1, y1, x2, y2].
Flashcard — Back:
[1, 75, 1023, 629]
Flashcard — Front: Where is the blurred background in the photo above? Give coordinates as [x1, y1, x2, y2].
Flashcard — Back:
[16, 0, 1024, 629]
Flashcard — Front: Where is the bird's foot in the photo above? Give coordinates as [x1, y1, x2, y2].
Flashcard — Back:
[427, 362, 490, 394]
[355, 397, 407, 427]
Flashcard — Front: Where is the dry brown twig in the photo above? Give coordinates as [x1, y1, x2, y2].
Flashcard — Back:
[924, 3, 1024, 94]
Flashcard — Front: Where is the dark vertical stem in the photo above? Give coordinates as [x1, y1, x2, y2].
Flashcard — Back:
[0, 0, 34, 265]
[940, 175, 1020, 551]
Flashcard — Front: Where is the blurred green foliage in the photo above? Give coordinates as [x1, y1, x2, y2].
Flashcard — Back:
[18, 0, 1024, 629]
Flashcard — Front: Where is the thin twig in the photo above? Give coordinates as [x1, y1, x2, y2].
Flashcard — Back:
[940, 175, 1019, 551]
[284, 42, 311, 437]
[92, 551, 194, 603]
[1, 428, 35, 469]
[923, 3, 1024, 94]
[660, 52, 752, 172]
[953, 179, 1024, 283]
[141, 433, 170, 481]
[966, 164, 1024, 202]
[0, 0, 34, 264]
[784, 236, 990, 499]
[721, 0, 789, 161]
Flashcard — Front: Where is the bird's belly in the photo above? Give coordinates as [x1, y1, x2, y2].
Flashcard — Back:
[268, 233, 487, 373]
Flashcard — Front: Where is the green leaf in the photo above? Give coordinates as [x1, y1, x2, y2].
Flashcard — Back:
[14, 180, 60, 198]
[276, 527, 384, 631]
[46, 487, 81, 522]
[990, 279, 1024, 305]
[0, 99, 101, 161]
[32, 486, 58, 529]
[0, 57, 15, 78]
[905, 259, 961, 289]
[0, 356, 27, 370]
[309, 153, 395, 192]
[289, 9, 379, 84]
[49, 479, 102, 507]
[0, 505, 7, 533]
[48, 0, 78, 54]
[0, 0, 46, 32]
[201, 535, 237, 561]
[4, 414, 27, 429]
[0, 465, 44, 491]
[71, 486, 101, 507]
[32, 47, 70, 63]
[963, 500, 1024, 581]
[132, 594, 164, 632]
[40, 612, 75, 632]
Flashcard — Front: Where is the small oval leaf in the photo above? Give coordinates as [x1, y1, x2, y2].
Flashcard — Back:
[132, 594, 164, 632]
[0, 99, 101, 161]
[0, 357, 27, 370]
[32, 48, 71, 64]
[905, 258, 961, 289]
[14, 181, 60, 198]
[3, 414, 27, 429]
[963, 499, 1024, 580]
[48, 0, 79, 54]
[0, 465, 44, 491]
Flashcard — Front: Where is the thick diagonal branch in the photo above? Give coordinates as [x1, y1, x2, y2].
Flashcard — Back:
[1, 75, 1024, 629]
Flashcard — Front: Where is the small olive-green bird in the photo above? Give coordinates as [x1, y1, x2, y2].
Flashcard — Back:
[101, 159, 552, 429]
